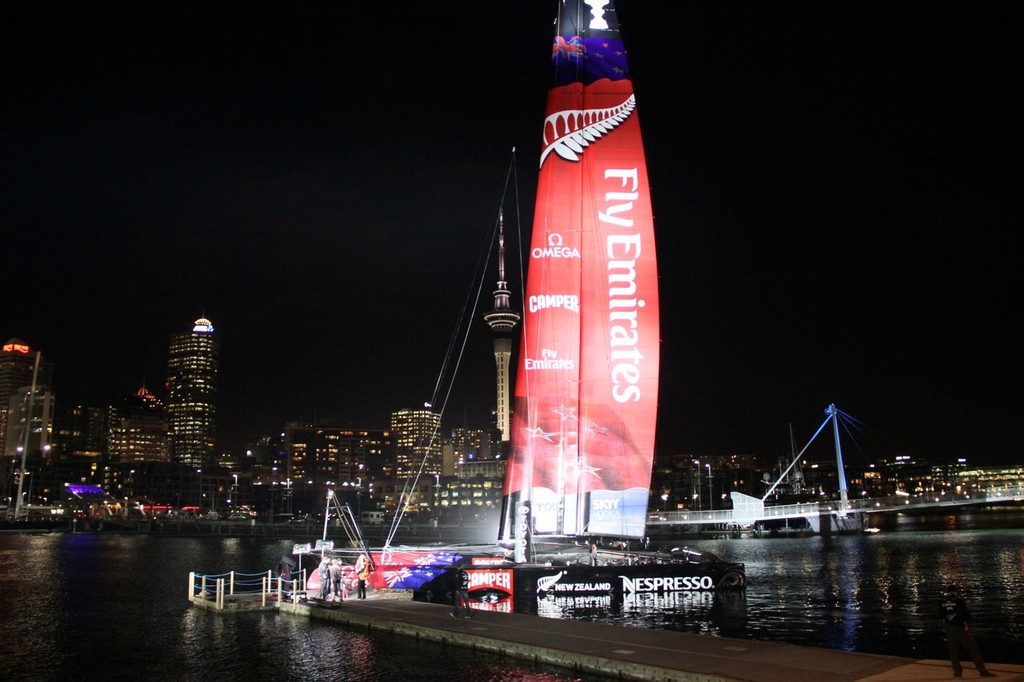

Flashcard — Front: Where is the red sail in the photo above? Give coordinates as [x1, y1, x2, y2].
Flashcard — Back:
[501, 1, 658, 551]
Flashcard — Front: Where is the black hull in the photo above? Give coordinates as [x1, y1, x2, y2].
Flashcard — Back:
[413, 553, 744, 613]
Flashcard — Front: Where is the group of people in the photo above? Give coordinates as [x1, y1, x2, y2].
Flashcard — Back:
[316, 553, 371, 602]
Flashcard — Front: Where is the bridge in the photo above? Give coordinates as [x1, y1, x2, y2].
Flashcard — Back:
[647, 485, 1024, 534]
[646, 404, 1024, 534]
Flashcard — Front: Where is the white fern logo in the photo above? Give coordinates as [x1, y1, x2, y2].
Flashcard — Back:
[539, 94, 636, 166]
[536, 571, 566, 594]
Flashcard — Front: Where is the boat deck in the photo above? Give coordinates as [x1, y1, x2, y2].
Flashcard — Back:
[269, 594, 1024, 682]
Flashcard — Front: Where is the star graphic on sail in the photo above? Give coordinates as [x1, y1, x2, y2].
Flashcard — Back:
[552, 404, 577, 422]
[566, 459, 603, 481]
[524, 426, 556, 443]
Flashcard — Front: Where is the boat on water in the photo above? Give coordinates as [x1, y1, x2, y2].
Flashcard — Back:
[304, 1, 744, 610]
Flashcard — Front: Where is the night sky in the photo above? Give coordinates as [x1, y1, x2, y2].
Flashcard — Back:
[3, 2, 1020, 466]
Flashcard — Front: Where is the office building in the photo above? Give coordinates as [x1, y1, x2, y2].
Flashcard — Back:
[166, 317, 219, 468]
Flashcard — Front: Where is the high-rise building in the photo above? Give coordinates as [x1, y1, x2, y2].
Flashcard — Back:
[0, 340, 53, 453]
[280, 422, 389, 513]
[108, 386, 170, 463]
[166, 317, 219, 468]
[482, 211, 521, 443]
[390, 407, 441, 480]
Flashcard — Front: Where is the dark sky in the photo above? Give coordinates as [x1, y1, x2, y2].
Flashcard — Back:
[3, 2, 1020, 466]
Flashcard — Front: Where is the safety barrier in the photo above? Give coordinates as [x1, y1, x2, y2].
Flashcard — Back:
[188, 569, 307, 610]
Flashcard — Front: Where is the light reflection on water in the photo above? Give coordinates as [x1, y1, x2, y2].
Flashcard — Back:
[0, 533, 604, 681]
[543, 511, 1024, 663]
[1, 510, 1022, 679]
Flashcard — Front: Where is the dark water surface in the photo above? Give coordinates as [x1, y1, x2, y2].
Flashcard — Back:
[1, 510, 1022, 680]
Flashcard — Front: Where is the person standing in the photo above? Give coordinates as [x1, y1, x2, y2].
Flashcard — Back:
[451, 565, 471, 618]
[328, 558, 343, 602]
[355, 554, 370, 599]
[317, 556, 331, 601]
[590, 543, 598, 566]
[938, 584, 995, 678]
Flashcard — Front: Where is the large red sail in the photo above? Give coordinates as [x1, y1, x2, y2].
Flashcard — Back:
[500, 1, 659, 555]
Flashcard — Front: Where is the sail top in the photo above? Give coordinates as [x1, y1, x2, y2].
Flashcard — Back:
[553, 1, 629, 86]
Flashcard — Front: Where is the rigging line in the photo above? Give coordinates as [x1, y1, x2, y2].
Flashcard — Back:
[384, 152, 521, 550]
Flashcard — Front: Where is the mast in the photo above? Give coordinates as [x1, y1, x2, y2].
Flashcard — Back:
[500, 0, 660, 553]
[13, 351, 42, 519]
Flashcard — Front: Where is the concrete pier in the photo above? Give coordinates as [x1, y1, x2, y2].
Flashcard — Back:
[274, 596, 1024, 682]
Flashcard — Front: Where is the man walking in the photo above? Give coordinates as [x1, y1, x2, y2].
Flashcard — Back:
[938, 584, 995, 678]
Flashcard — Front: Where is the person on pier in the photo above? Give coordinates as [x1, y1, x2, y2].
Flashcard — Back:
[938, 584, 995, 678]
[355, 554, 370, 599]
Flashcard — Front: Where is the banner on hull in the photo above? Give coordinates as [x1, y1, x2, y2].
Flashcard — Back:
[500, 1, 659, 552]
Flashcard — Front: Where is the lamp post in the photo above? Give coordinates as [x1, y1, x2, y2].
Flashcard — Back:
[694, 460, 701, 511]
[706, 463, 713, 511]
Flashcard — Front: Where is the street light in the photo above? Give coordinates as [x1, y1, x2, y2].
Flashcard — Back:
[694, 460, 701, 511]
[705, 464, 712, 511]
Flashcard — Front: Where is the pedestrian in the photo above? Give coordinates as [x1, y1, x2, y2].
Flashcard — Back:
[329, 558, 343, 602]
[451, 564, 471, 618]
[355, 554, 370, 599]
[938, 584, 995, 678]
[590, 543, 598, 566]
[317, 555, 331, 601]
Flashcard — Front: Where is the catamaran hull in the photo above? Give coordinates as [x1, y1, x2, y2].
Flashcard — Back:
[412, 560, 745, 613]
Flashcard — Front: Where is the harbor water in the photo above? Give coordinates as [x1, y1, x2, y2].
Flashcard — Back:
[2, 510, 1022, 680]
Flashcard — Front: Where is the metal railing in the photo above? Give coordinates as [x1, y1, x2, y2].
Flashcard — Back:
[187, 569, 307, 609]
[647, 484, 1024, 527]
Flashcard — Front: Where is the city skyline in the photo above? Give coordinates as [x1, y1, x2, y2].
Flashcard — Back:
[4, 3, 1020, 464]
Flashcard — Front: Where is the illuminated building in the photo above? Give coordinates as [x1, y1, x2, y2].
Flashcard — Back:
[279, 423, 389, 513]
[108, 386, 170, 463]
[390, 408, 441, 480]
[482, 211, 521, 443]
[0, 340, 53, 453]
[166, 317, 219, 468]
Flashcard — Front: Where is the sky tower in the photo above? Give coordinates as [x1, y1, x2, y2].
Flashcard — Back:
[483, 210, 521, 443]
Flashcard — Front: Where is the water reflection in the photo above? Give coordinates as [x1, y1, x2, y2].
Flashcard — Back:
[2, 511, 1023, 680]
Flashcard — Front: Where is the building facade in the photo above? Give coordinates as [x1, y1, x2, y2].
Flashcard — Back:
[1, 340, 53, 455]
[166, 317, 219, 468]
[390, 408, 441, 481]
[108, 386, 171, 464]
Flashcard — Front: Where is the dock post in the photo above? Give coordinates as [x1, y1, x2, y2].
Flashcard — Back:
[230, 571, 235, 596]
[217, 578, 225, 609]
[188, 572, 195, 602]
[201, 574, 207, 598]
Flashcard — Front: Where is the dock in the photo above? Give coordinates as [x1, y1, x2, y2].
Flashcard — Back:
[188, 579, 1023, 681]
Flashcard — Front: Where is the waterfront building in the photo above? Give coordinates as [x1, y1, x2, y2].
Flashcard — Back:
[482, 210, 521, 444]
[108, 386, 170, 464]
[279, 422, 389, 514]
[0, 340, 53, 454]
[390, 408, 441, 480]
[166, 317, 219, 468]
[443, 427, 498, 475]
[53, 404, 109, 458]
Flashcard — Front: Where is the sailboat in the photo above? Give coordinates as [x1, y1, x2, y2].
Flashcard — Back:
[306, 0, 744, 611]
[407, 1, 743, 610]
